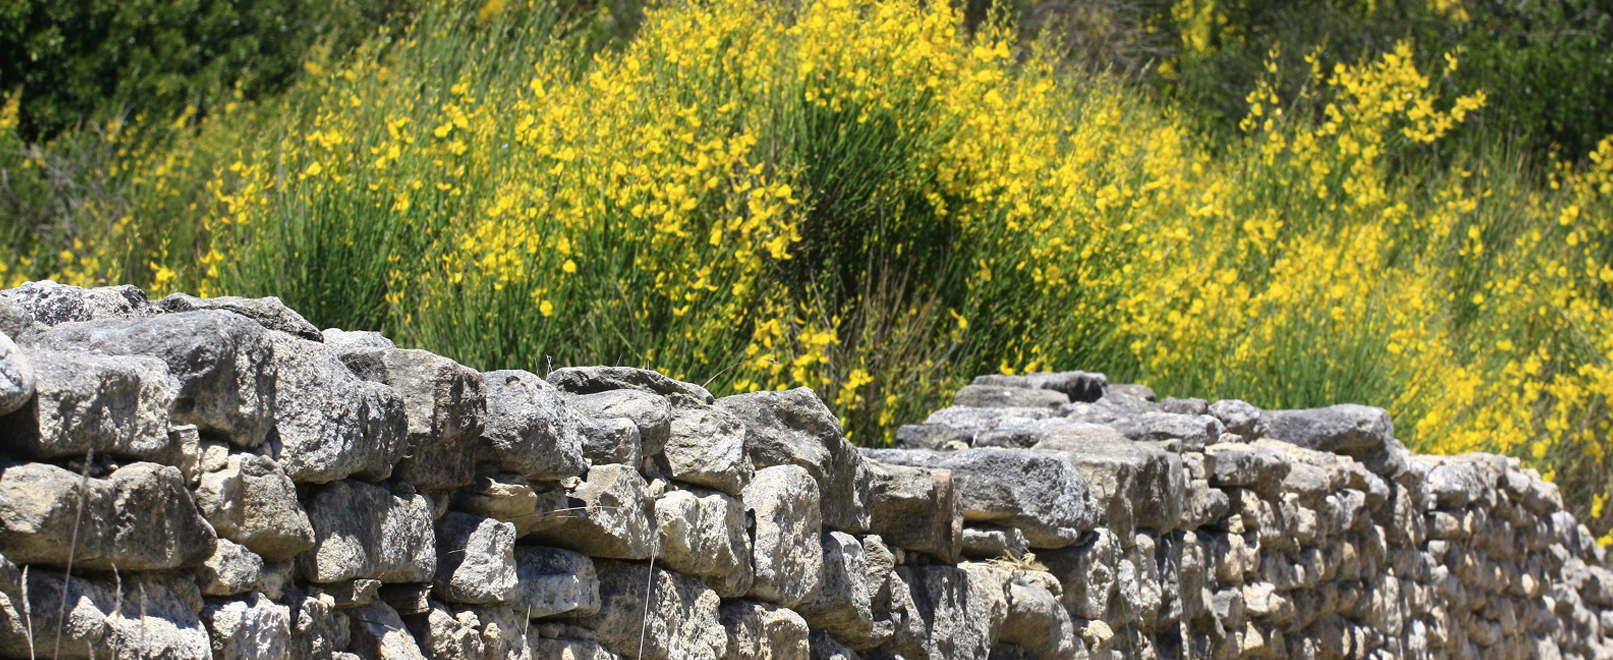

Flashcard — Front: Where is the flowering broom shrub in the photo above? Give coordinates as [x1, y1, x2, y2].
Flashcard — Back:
[6, 0, 1613, 536]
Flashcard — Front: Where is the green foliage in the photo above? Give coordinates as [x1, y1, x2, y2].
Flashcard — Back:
[0, 0, 416, 140]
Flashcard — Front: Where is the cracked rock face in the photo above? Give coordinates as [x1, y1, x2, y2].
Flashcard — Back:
[591, 560, 727, 660]
[0, 568, 212, 660]
[268, 332, 410, 484]
[0, 331, 34, 417]
[743, 465, 824, 607]
[298, 480, 436, 584]
[478, 370, 588, 481]
[0, 461, 215, 571]
[0, 348, 177, 464]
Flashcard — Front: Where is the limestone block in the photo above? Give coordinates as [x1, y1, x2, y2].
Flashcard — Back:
[300, 479, 436, 583]
[478, 369, 587, 481]
[718, 387, 872, 532]
[719, 600, 811, 660]
[743, 465, 824, 607]
[662, 394, 754, 494]
[862, 448, 1096, 549]
[341, 347, 486, 489]
[194, 441, 316, 560]
[158, 292, 322, 341]
[433, 511, 518, 605]
[590, 560, 727, 660]
[547, 366, 715, 403]
[523, 464, 656, 560]
[512, 546, 600, 618]
[655, 487, 752, 596]
[0, 460, 214, 570]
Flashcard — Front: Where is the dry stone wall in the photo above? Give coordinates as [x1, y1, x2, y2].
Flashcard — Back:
[0, 279, 1610, 660]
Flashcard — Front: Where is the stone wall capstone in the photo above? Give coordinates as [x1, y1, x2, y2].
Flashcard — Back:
[0, 280, 1610, 660]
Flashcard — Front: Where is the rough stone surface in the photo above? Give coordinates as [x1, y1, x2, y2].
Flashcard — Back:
[743, 465, 825, 607]
[591, 560, 727, 660]
[0, 348, 178, 463]
[342, 347, 486, 489]
[547, 366, 715, 404]
[479, 369, 588, 481]
[267, 331, 409, 482]
[861, 448, 1098, 548]
[796, 531, 874, 644]
[198, 538, 266, 597]
[1264, 404, 1408, 475]
[0, 280, 154, 327]
[33, 310, 277, 447]
[299, 479, 436, 583]
[719, 600, 811, 660]
[0, 332, 34, 417]
[194, 441, 316, 560]
[568, 389, 671, 459]
[201, 592, 294, 660]
[159, 292, 323, 341]
[0, 568, 211, 660]
[655, 487, 753, 596]
[970, 371, 1107, 402]
[662, 394, 754, 494]
[350, 600, 430, 660]
[863, 460, 962, 561]
[523, 464, 657, 559]
[718, 387, 872, 533]
[433, 511, 518, 605]
[512, 545, 600, 618]
[0, 460, 215, 570]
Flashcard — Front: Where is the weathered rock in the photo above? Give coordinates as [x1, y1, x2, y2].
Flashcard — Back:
[350, 600, 430, 660]
[1203, 443, 1292, 495]
[194, 441, 316, 560]
[0, 332, 33, 417]
[300, 479, 436, 583]
[797, 531, 875, 644]
[341, 347, 486, 489]
[861, 448, 1097, 548]
[863, 461, 962, 561]
[0, 460, 214, 570]
[286, 591, 350, 658]
[953, 385, 1070, 409]
[198, 538, 266, 597]
[0, 568, 211, 660]
[894, 423, 973, 450]
[34, 310, 276, 447]
[661, 394, 753, 494]
[591, 560, 727, 660]
[266, 331, 409, 482]
[1106, 412, 1222, 451]
[201, 592, 294, 660]
[317, 578, 381, 609]
[513, 546, 600, 618]
[893, 564, 1011, 660]
[1209, 399, 1266, 438]
[159, 292, 322, 341]
[405, 601, 531, 660]
[568, 389, 672, 459]
[529, 636, 621, 659]
[1000, 571, 1079, 660]
[718, 387, 872, 532]
[524, 464, 657, 559]
[1263, 404, 1407, 476]
[655, 487, 752, 596]
[0, 348, 179, 463]
[434, 511, 518, 605]
[970, 371, 1107, 403]
[479, 370, 588, 481]
[322, 328, 394, 350]
[719, 600, 811, 660]
[0, 280, 154, 327]
[743, 465, 824, 607]
[809, 629, 863, 660]
[579, 415, 643, 468]
[451, 471, 570, 537]
[961, 525, 1029, 560]
[548, 366, 715, 404]
[924, 406, 1057, 432]
[1040, 528, 1120, 620]
[1035, 432, 1185, 535]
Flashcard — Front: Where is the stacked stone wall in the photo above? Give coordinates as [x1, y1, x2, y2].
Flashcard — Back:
[0, 280, 1609, 660]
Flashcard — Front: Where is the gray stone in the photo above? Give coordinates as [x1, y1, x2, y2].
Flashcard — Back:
[861, 448, 1097, 548]
[0, 332, 32, 417]
[194, 441, 316, 560]
[0, 348, 178, 464]
[568, 389, 672, 458]
[1203, 443, 1292, 494]
[201, 592, 294, 660]
[961, 526, 1029, 560]
[809, 629, 862, 660]
[719, 600, 811, 660]
[953, 385, 1070, 409]
[349, 600, 430, 660]
[548, 366, 716, 403]
[434, 512, 518, 605]
[451, 471, 568, 537]
[970, 372, 1107, 402]
[1209, 399, 1266, 438]
[158, 292, 322, 341]
[0, 460, 214, 570]
[480, 370, 588, 481]
[1000, 571, 1078, 660]
[0, 280, 154, 327]
[1159, 396, 1209, 415]
[524, 464, 657, 559]
[300, 479, 436, 583]
[591, 559, 727, 660]
[900, 564, 1011, 660]
[404, 601, 532, 660]
[924, 406, 1056, 432]
[655, 487, 753, 597]
[268, 332, 410, 484]
[1035, 432, 1184, 535]
[529, 636, 621, 659]
[34, 310, 276, 447]
[1263, 404, 1407, 476]
[198, 538, 266, 597]
[797, 531, 875, 644]
[322, 328, 394, 350]
[743, 465, 824, 607]
[1106, 412, 1222, 451]
[513, 546, 600, 618]
[1040, 528, 1120, 619]
[863, 461, 962, 561]
[0, 568, 211, 660]
[1427, 460, 1485, 509]
[286, 591, 350, 658]
[341, 347, 486, 489]
[318, 578, 381, 608]
[894, 423, 973, 450]
[662, 394, 753, 494]
[717, 387, 872, 533]
[579, 415, 643, 468]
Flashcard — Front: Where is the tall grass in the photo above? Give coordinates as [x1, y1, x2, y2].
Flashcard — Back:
[5, 0, 1613, 535]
